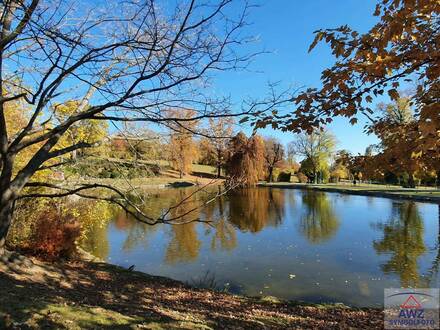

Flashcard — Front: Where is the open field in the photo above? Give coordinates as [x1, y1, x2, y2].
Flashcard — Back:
[260, 182, 440, 203]
[0, 254, 383, 329]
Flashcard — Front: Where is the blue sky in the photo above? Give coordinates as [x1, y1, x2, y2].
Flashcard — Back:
[212, 0, 381, 155]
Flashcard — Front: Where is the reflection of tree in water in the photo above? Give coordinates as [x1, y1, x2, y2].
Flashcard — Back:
[164, 189, 202, 264]
[203, 190, 237, 252]
[210, 218, 236, 251]
[373, 201, 426, 287]
[101, 188, 206, 261]
[165, 223, 201, 264]
[114, 212, 159, 251]
[299, 191, 339, 243]
[421, 204, 440, 287]
[81, 217, 110, 260]
[113, 187, 239, 262]
[227, 188, 284, 233]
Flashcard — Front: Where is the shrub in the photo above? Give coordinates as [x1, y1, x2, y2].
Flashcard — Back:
[297, 172, 308, 183]
[277, 171, 292, 182]
[27, 213, 81, 260]
[8, 199, 112, 260]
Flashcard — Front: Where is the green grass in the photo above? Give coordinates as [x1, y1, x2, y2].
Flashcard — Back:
[261, 182, 440, 200]
[191, 163, 217, 175]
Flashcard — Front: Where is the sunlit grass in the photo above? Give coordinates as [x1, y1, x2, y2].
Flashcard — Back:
[262, 182, 440, 199]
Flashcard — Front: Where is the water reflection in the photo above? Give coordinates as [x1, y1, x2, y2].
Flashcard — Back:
[114, 213, 159, 252]
[165, 223, 201, 264]
[204, 190, 237, 252]
[77, 187, 439, 306]
[227, 188, 284, 232]
[300, 191, 339, 243]
[373, 202, 426, 287]
[81, 217, 110, 260]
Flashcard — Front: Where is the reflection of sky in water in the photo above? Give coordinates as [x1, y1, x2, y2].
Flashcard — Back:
[82, 188, 440, 307]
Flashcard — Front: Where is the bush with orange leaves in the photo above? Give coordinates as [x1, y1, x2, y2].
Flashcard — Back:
[8, 198, 112, 260]
[26, 211, 82, 260]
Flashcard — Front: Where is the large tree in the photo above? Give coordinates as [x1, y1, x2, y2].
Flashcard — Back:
[0, 0, 282, 251]
[259, 0, 439, 179]
[289, 130, 336, 184]
[225, 132, 265, 186]
[372, 96, 422, 187]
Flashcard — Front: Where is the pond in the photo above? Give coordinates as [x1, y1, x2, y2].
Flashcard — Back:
[81, 187, 440, 307]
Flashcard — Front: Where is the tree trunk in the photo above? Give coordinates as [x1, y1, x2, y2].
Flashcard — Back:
[436, 170, 440, 188]
[216, 149, 222, 178]
[408, 172, 416, 188]
[268, 167, 273, 182]
[0, 155, 16, 253]
[0, 196, 14, 253]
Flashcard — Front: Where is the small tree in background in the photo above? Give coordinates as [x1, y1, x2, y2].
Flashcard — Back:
[168, 109, 198, 179]
[198, 117, 234, 178]
[263, 137, 284, 182]
[289, 130, 336, 184]
[330, 150, 351, 182]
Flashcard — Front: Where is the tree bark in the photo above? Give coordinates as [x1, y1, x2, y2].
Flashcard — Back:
[408, 172, 416, 188]
[0, 195, 14, 253]
[268, 166, 274, 182]
[216, 149, 222, 178]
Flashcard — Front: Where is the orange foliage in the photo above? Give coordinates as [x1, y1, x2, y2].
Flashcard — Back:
[266, 0, 439, 163]
[167, 109, 198, 178]
[225, 132, 266, 186]
[23, 210, 81, 260]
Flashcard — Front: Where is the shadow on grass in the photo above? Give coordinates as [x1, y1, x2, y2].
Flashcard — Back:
[0, 259, 279, 329]
[0, 258, 385, 329]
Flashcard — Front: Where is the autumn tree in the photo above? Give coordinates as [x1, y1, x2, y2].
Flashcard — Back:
[289, 130, 336, 184]
[262, 0, 439, 186]
[0, 0, 285, 251]
[371, 96, 422, 187]
[168, 109, 198, 178]
[54, 100, 108, 160]
[110, 128, 164, 162]
[263, 137, 285, 182]
[330, 150, 350, 182]
[225, 132, 265, 186]
[198, 117, 234, 177]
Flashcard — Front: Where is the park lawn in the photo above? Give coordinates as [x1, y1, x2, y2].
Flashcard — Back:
[0, 255, 383, 329]
[66, 161, 221, 190]
[261, 182, 440, 201]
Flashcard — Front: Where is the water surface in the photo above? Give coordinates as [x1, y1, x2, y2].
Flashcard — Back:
[82, 187, 440, 307]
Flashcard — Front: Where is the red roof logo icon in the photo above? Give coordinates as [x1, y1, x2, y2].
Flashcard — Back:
[400, 295, 422, 309]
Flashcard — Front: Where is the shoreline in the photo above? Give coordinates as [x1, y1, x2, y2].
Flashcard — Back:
[258, 182, 440, 204]
[0, 254, 383, 329]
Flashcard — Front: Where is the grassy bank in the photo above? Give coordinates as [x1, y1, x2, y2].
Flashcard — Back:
[66, 162, 223, 190]
[260, 182, 440, 203]
[0, 255, 383, 329]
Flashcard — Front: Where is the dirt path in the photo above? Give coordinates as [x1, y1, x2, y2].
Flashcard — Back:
[0, 256, 383, 329]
